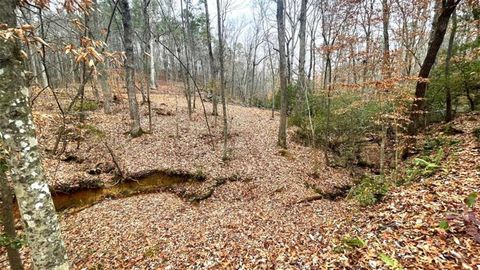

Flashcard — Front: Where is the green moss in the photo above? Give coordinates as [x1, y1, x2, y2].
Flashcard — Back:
[333, 236, 366, 253]
[80, 124, 106, 140]
[350, 176, 389, 206]
[73, 100, 98, 112]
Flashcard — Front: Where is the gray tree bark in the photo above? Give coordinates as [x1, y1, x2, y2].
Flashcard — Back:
[276, 0, 288, 148]
[0, 0, 69, 268]
[298, 0, 307, 88]
[203, 0, 218, 116]
[120, 0, 142, 137]
[216, 0, 228, 160]
[143, 0, 152, 131]
[92, 0, 113, 114]
[445, 10, 457, 123]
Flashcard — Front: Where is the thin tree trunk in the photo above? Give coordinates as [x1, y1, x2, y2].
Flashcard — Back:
[203, 0, 218, 116]
[150, 39, 156, 88]
[277, 0, 288, 148]
[445, 10, 457, 122]
[216, 0, 228, 160]
[120, 0, 142, 137]
[380, 0, 391, 174]
[0, 1, 69, 268]
[143, 0, 152, 131]
[180, 0, 193, 118]
[92, 0, 113, 114]
[298, 0, 307, 89]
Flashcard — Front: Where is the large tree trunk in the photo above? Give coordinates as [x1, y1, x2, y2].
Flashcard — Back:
[276, 0, 288, 148]
[120, 0, 142, 137]
[0, 157, 24, 270]
[408, 0, 460, 134]
[0, 1, 69, 269]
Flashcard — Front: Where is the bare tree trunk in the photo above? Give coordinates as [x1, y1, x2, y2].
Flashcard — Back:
[0, 1, 69, 269]
[150, 39, 156, 88]
[93, 0, 113, 114]
[445, 10, 457, 123]
[180, 0, 193, 119]
[120, 0, 142, 137]
[408, 0, 459, 135]
[277, 0, 288, 148]
[216, 0, 228, 160]
[382, 0, 391, 79]
[0, 157, 24, 270]
[298, 0, 307, 89]
[380, 0, 391, 174]
[203, 0, 218, 116]
[143, 0, 152, 131]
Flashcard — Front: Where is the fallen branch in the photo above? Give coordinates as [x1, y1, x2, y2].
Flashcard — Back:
[104, 141, 124, 181]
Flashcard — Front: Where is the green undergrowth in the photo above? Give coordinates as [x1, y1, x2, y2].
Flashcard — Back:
[350, 135, 459, 206]
[401, 135, 459, 185]
[349, 175, 389, 206]
[73, 100, 98, 112]
[333, 236, 366, 253]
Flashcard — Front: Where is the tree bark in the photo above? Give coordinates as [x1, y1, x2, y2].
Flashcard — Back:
[0, 1, 69, 268]
[0, 157, 24, 270]
[92, 0, 113, 114]
[143, 0, 152, 131]
[216, 0, 228, 160]
[203, 0, 218, 116]
[408, 0, 460, 134]
[120, 0, 142, 137]
[382, 0, 391, 78]
[277, 0, 288, 148]
[298, 0, 307, 89]
[445, 10, 457, 123]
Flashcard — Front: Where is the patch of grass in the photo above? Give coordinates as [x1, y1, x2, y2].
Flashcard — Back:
[143, 245, 159, 258]
[333, 236, 366, 253]
[193, 167, 207, 181]
[73, 100, 98, 112]
[80, 124, 106, 140]
[379, 253, 404, 270]
[350, 176, 389, 206]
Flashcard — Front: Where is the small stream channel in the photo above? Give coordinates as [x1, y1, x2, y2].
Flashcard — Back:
[14, 170, 205, 214]
[53, 171, 198, 211]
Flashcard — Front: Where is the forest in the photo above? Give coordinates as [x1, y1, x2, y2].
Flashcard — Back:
[0, 0, 479, 268]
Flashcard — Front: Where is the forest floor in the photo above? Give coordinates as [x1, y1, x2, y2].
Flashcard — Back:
[1, 83, 479, 269]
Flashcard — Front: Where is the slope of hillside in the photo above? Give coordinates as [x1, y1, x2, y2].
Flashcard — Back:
[1, 86, 478, 269]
